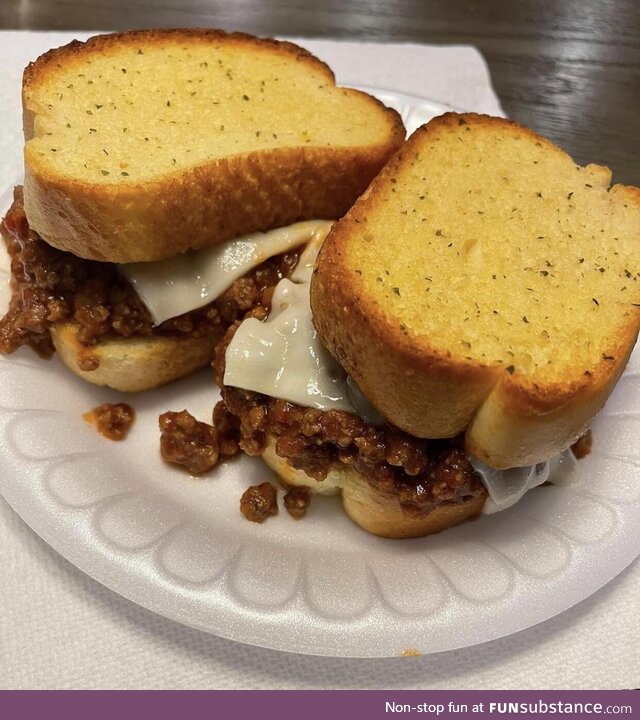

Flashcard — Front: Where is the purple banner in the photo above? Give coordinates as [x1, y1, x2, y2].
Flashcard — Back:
[0, 690, 637, 719]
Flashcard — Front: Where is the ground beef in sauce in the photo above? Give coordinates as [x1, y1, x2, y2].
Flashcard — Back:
[571, 429, 593, 459]
[159, 404, 241, 475]
[284, 487, 311, 519]
[213, 323, 487, 515]
[212, 400, 242, 459]
[160, 410, 223, 474]
[240, 482, 278, 523]
[83, 402, 135, 441]
[0, 187, 300, 364]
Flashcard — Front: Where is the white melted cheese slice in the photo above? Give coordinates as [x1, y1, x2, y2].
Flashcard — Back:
[473, 450, 579, 514]
[224, 224, 354, 412]
[225, 224, 384, 421]
[119, 220, 329, 325]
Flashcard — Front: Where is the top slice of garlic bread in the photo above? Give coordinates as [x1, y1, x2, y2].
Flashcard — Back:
[311, 113, 640, 468]
[22, 29, 404, 262]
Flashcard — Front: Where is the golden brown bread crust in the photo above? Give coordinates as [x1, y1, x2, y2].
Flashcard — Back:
[22, 147, 394, 263]
[51, 322, 217, 392]
[465, 340, 633, 467]
[22, 29, 405, 263]
[261, 438, 485, 539]
[311, 112, 640, 468]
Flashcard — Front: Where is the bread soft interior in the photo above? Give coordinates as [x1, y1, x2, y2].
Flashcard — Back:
[344, 117, 639, 382]
[25, 34, 396, 184]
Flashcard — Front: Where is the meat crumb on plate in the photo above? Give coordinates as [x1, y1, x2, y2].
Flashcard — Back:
[83, 402, 135, 441]
[240, 482, 278, 523]
[159, 409, 219, 474]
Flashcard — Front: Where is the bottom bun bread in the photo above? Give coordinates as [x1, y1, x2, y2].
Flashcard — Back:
[52, 323, 217, 392]
[262, 438, 487, 538]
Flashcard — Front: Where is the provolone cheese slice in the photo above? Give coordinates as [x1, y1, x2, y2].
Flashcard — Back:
[474, 450, 579, 514]
[224, 224, 358, 412]
[120, 220, 329, 325]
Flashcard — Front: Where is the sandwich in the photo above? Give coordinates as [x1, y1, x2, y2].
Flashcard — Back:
[0, 29, 404, 391]
[214, 113, 640, 538]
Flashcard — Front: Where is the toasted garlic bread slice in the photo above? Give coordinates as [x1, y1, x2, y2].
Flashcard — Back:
[51, 323, 217, 392]
[22, 29, 404, 263]
[311, 113, 640, 468]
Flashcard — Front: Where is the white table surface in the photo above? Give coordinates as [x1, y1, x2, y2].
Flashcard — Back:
[0, 31, 638, 690]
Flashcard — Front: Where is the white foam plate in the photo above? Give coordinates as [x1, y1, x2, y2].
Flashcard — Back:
[0, 90, 638, 658]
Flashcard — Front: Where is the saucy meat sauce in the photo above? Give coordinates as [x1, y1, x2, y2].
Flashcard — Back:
[0, 187, 301, 366]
